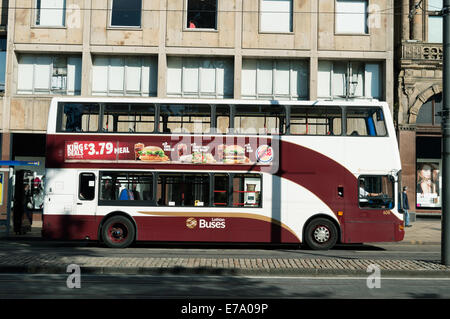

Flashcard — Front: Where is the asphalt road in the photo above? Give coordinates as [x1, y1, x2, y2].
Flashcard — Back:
[1, 273, 450, 299]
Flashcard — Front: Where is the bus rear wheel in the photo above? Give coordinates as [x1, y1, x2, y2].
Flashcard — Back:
[102, 215, 135, 248]
[304, 218, 338, 250]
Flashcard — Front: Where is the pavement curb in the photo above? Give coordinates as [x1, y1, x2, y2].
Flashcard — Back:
[1, 263, 450, 278]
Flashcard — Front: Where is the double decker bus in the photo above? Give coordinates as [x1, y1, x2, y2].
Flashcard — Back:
[43, 97, 404, 249]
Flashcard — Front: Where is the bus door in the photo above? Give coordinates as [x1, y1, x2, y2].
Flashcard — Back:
[343, 173, 396, 243]
[75, 171, 97, 217]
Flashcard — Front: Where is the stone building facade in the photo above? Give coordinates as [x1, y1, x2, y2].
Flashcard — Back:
[395, 0, 444, 214]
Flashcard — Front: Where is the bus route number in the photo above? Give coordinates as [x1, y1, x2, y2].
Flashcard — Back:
[225, 303, 268, 314]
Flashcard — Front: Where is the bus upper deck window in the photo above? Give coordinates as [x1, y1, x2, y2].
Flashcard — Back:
[102, 103, 155, 133]
[346, 106, 387, 137]
[61, 103, 99, 132]
[234, 105, 285, 135]
[290, 106, 342, 136]
[159, 104, 211, 134]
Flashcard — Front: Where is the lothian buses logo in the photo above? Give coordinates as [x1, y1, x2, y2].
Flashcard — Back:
[186, 217, 198, 229]
[186, 217, 226, 229]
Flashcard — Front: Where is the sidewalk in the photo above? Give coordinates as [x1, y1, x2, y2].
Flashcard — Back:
[0, 218, 449, 277]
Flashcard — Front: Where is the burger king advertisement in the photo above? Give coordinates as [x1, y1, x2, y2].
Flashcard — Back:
[64, 136, 275, 166]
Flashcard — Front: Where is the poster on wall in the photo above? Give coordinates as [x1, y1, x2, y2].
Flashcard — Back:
[416, 159, 441, 209]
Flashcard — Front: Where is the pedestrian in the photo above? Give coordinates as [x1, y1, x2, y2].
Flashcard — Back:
[24, 184, 33, 226]
[402, 186, 412, 227]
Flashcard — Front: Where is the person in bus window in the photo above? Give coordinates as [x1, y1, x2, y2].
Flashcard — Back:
[101, 179, 113, 200]
[359, 179, 381, 206]
[131, 183, 140, 200]
[119, 187, 134, 200]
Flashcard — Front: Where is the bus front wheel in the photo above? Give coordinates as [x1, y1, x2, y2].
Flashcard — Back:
[102, 215, 135, 248]
[304, 218, 338, 250]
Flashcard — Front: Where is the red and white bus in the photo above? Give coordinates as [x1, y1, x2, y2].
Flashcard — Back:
[43, 97, 404, 249]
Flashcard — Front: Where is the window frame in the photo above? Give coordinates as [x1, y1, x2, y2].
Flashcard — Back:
[98, 171, 155, 206]
[185, 0, 218, 31]
[241, 58, 309, 100]
[335, 0, 369, 35]
[357, 174, 395, 210]
[109, 0, 143, 29]
[259, 0, 293, 33]
[57, 102, 101, 133]
[17, 54, 81, 95]
[34, 0, 67, 28]
[78, 172, 96, 201]
[344, 106, 388, 137]
[317, 60, 382, 100]
[101, 103, 156, 134]
[91, 55, 157, 97]
[156, 172, 212, 207]
[426, 0, 443, 43]
[232, 104, 286, 135]
[166, 56, 234, 99]
[158, 104, 212, 134]
[287, 105, 343, 136]
[231, 173, 263, 208]
[0, 36, 6, 92]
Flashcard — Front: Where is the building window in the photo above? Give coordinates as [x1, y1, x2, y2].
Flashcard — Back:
[427, 0, 443, 43]
[110, 0, 142, 28]
[242, 59, 308, 100]
[186, 0, 217, 29]
[335, 0, 368, 34]
[92, 55, 157, 96]
[0, 36, 6, 92]
[417, 93, 442, 126]
[17, 54, 81, 95]
[318, 61, 381, 100]
[167, 57, 233, 98]
[35, 0, 66, 27]
[260, 0, 292, 33]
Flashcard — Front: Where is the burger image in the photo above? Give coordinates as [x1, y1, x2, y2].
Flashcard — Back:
[222, 145, 248, 164]
[138, 146, 169, 162]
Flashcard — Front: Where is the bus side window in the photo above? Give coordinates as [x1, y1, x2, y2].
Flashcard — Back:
[346, 107, 387, 137]
[289, 106, 342, 136]
[79, 173, 95, 201]
[213, 174, 229, 206]
[61, 103, 99, 132]
[358, 175, 394, 209]
[232, 174, 262, 208]
[234, 105, 285, 135]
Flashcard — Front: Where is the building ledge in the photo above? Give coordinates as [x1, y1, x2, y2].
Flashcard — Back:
[401, 41, 443, 62]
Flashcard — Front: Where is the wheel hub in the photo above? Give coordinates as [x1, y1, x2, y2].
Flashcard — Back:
[313, 226, 330, 243]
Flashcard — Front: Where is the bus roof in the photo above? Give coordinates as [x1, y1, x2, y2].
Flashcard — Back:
[49, 97, 388, 108]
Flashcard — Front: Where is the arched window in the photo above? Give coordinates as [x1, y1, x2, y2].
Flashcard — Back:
[416, 93, 442, 126]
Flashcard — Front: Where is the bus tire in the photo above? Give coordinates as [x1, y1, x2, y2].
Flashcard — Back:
[304, 218, 338, 250]
[102, 215, 135, 248]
